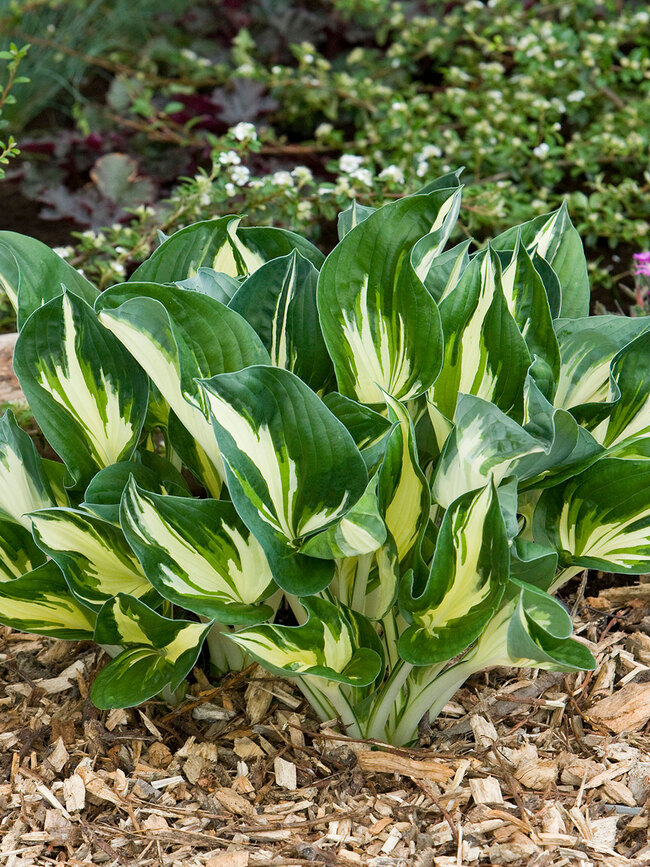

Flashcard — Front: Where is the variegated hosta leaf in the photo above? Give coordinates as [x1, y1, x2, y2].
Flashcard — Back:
[131, 216, 242, 282]
[0, 410, 55, 528]
[554, 316, 650, 411]
[236, 225, 325, 272]
[510, 539, 558, 591]
[229, 250, 332, 391]
[176, 268, 241, 304]
[430, 247, 530, 421]
[91, 594, 212, 708]
[588, 330, 650, 448]
[13, 292, 149, 486]
[229, 596, 383, 686]
[97, 282, 270, 494]
[0, 561, 96, 639]
[337, 201, 376, 240]
[534, 457, 650, 573]
[410, 188, 463, 282]
[199, 365, 368, 594]
[506, 581, 596, 672]
[378, 394, 429, 563]
[0, 231, 98, 329]
[82, 456, 189, 524]
[0, 517, 46, 581]
[29, 507, 156, 610]
[491, 202, 589, 319]
[300, 475, 386, 560]
[498, 238, 560, 398]
[120, 478, 276, 623]
[398, 481, 509, 665]
[432, 394, 546, 509]
[322, 392, 392, 471]
[318, 191, 450, 403]
[418, 240, 471, 304]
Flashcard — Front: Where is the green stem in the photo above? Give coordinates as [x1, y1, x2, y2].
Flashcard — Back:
[366, 659, 413, 742]
[351, 553, 373, 615]
[204, 621, 246, 674]
[549, 565, 584, 594]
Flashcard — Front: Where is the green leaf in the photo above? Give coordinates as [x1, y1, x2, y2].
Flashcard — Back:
[30, 507, 155, 610]
[130, 216, 241, 282]
[300, 474, 386, 559]
[317, 192, 448, 403]
[237, 225, 325, 271]
[322, 392, 392, 470]
[432, 394, 546, 509]
[590, 329, 650, 448]
[0, 232, 98, 329]
[82, 456, 189, 524]
[378, 394, 429, 563]
[97, 282, 270, 494]
[507, 581, 596, 672]
[0, 561, 96, 639]
[176, 268, 241, 304]
[229, 596, 383, 687]
[534, 457, 650, 574]
[229, 251, 333, 391]
[120, 478, 275, 623]
[0, 517, 46, 581]
[498, 238, 560, 399]
[14, 292, 149, 487]
[491, 203, 589, 319]
[430, 248, 530, 421]
[337, 201, 376, 240]
[554, 316, 650, 410]
[417, 239, 471, 304]
[92, 594, 211, 708]
[399, 481, 509, 665]
[199, 365, 367, 593]
[0, 410, 55, 528]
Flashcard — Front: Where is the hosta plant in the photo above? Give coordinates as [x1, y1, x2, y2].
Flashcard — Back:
[0, 171, 649, 746]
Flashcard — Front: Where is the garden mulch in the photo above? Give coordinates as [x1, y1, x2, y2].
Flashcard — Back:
[1, 579, 650, 866]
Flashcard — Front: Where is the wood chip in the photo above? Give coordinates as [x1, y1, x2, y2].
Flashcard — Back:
[588, 683, 650, 732]
[274, 756, 297, 791]
[213, 786, 255, 817]
[357, 751, 452, 783]
[63, 773, 86, 812]
[206, 853, 249, 867]
[469, 776, 503, 805]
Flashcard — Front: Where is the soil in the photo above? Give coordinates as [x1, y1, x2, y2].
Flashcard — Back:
[0, 575, 649, 866]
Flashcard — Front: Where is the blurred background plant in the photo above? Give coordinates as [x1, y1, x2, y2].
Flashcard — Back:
[0, 0, 649, 314]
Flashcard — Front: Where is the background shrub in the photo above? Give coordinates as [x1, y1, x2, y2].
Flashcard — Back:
[1, 0, 649, 306]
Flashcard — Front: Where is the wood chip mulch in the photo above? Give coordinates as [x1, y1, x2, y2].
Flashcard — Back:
[1, 577, 650, 866]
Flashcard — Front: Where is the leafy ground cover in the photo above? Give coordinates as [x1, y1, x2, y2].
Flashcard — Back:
[0, 0, 649, 304]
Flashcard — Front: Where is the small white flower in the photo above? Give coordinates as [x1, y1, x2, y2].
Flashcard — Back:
[339, 154, 364, 173]
[315, 123, 333, 138]
[218, 150, 241, 166]
[378, 165, 405, 184]
[416, 160, 429, 178]
[53, 246, 73, 259]
[272, 171, 294, 187]
[200, 193, 210, 206]
[567, 89, 586, 103]
[292, 165, 313, 183]
[391, 101, 406, 112]
[350, 168, 373, 186]
[181, 49, 198, 61]
[112, 262, 126, 277]
[230, 122, 257, 142]
[419, 144, 442, 160]
[297, 201, 312, 218]
[271, 65, 282, 75]
[229, 165, 250, 186]
[115, 246, 127, 255]
[303, 53, 314, 63]
[224, 182, 236, 196]
[533, 143, 550, 158]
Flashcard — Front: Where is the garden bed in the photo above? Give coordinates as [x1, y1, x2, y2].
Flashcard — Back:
[0, 576, 649, 867]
